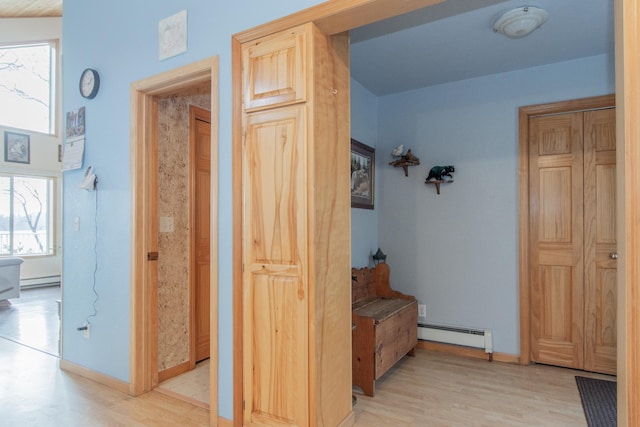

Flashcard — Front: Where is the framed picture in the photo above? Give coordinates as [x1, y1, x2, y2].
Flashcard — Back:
[350, 138, 375, 209]
[4, 131, 30, 164]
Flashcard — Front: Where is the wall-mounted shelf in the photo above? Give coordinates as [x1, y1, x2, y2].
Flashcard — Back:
[389, 149, 420, 176]
[426, 179, 453, 195]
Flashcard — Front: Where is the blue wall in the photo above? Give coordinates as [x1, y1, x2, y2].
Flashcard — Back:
[62, 0, 324, 419]
[374, 54, 614, 354]
[350, 78, 379, 267]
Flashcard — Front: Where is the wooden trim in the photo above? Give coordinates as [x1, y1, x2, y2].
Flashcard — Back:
[189, 106, 197, 370]
[492, 352, 521, 364]
[518, 95, 615, 367]
[416, 341, 519, 364]
[60, 359, 130, 395]
[417, 340, 491, 361]
[155, 386, 210, 410]
[158, 361, 191, 383]
[233, 0, 446, 42]
[337, 411, 356, 427]
[129, 85, 156, 396]
[189, 105, 212, 370]
[231, 36, 243, 427]
[217, 417, 234, 427]
[616, 0, 640, 424]
[518, 106, 531, 366]
[130, 57, 220, 423]
[517, 95, 615, 118]
[208, 57, 220, 425]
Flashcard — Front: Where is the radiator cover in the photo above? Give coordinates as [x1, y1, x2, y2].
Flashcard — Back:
[417, 323, 493, 353]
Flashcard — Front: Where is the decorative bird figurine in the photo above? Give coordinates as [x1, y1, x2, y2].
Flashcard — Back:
[391, 144, 404, 157]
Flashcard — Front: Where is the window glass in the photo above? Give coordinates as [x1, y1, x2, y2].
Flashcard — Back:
[0, 175, 53, 256]
[0, 41, 56, 134]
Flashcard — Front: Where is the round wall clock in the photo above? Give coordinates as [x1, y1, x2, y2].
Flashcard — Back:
[79, 68, 100, 99]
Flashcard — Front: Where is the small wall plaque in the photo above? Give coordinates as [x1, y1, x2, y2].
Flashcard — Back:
[159, 10, 187, 60]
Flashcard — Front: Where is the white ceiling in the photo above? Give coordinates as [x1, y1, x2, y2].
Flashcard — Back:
[350, 0, 614, 96]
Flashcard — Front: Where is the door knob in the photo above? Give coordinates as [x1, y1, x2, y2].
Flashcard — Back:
[610, 252, 618, 260]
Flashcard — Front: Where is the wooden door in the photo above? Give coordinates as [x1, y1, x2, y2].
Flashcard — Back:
[529, 112, 585, 369]
[529, 108, 617, 374]
[583, 108, 617, 374]
[242, 105, 309, 427]
[192, 107, 211, 363]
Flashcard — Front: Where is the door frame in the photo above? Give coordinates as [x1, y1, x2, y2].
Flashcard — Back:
[233, 0, 640, 425]
[518, 94, 615, 366]
[129, 56, 219, 420]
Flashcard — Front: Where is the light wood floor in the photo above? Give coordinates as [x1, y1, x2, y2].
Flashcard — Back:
[1, 336, 613, 426]
[352, 349, 614, 426]
[157, 359, 210, 409]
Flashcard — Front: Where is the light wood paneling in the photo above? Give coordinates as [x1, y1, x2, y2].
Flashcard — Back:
[0, 0, 61, 17]
[191, 107, 212, 364]
[239, 22, 351, 427]
[529, 112, 585, 369]
[584, 108, 617, 375]
[242, 104, 309, 427]
[308, 28, 352, 427]
[242, 26, 308, 111]
[233, 0, 447, 42]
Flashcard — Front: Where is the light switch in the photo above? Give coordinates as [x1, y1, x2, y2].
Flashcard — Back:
[159, 216, 174, 233]
[73, 216, 80, 231]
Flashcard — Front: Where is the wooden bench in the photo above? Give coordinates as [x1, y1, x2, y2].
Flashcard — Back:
[351, 262, 418, 396]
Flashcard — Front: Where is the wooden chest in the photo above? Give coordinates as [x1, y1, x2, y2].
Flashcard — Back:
[351, 263, 417, 396]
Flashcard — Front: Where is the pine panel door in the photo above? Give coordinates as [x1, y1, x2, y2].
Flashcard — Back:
[194, 112, 211, 362]
[529, 113, 585, 369]
[583, 108, 617, 374]
[242, 105, 309, 427]
[530, 108, 617, 375]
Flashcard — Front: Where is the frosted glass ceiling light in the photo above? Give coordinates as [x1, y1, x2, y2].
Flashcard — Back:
[493, 6, 548, 39]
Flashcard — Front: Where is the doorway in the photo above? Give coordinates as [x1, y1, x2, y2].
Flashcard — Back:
[232, 1, 640, 425]
[129, 56, 219, 420]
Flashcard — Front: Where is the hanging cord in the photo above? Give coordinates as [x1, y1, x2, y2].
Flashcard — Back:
[77, 183, 99, 331]
[87, 183, 99, 323]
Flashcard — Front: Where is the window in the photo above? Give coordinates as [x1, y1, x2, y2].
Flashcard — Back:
[0, 40, 57, 134]
[0, 175, 54, 256]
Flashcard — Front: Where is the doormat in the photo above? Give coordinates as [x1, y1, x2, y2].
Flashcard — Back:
[575, 376, 617, 427]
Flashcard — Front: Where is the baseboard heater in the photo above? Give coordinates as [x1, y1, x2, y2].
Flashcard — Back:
[417, 322, 493, 354]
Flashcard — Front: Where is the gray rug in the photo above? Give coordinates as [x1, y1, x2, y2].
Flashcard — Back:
[575, 376, 617, 427]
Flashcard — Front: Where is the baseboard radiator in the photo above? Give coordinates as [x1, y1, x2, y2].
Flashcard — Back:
[417, 323, 493, 354]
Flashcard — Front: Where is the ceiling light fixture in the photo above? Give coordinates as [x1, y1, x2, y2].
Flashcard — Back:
[493, 6, 548, 39]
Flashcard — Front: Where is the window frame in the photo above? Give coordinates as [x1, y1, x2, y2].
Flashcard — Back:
[0, 172, 57, 258]
[0, 39, 59, 136]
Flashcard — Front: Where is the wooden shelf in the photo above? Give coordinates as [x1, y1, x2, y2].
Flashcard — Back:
[425, 179, 453, 194]
[389, 149, 420, 176]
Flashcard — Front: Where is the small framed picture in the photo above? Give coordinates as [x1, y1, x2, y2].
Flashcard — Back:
[350, 138, 375, 209]
[4, 131, 30, 164]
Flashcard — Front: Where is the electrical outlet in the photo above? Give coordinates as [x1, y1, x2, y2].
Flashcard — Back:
[83, 323, 90, 339]
[418, 304, 427, 318]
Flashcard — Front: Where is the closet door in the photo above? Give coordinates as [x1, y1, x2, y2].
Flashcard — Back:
[242, 106, 309, 427]
[240, 21, 352, 427]
[529, 107, 617, 375]
[583, 108, 617, 374]
[529, 113, 585, 369]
